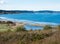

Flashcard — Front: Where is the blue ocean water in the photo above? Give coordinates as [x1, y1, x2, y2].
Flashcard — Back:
[0, 13, 60, 23]
[0, 13, 60, 30]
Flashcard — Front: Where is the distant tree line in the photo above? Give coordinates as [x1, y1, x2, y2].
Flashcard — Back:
[0, 10, 60, 14]
[0, 10, 34, 14]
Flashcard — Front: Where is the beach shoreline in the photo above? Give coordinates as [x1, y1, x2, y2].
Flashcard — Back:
[0, 17, 59, 26]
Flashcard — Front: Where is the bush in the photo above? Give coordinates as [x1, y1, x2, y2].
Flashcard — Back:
[16, 26, 26, 32]
[7, 29, 12, 32]
[43, 25, 52, 30]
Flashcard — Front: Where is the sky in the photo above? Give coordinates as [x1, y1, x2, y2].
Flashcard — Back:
[0, 0, 60, 11]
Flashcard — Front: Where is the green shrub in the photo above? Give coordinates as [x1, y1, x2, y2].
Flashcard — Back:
[16, 26, 26, 32]
[7, 29, 12, 32]
[43, 25, 52, 30]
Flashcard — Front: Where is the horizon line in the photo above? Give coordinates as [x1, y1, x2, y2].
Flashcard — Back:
[0, 9, 60, 11]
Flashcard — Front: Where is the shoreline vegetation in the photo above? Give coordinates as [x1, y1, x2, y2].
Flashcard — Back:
[0, 20, 60, 44]
[0, 10, 60, 14]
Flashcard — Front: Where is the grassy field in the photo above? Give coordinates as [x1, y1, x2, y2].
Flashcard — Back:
[0, 24, 11, 32]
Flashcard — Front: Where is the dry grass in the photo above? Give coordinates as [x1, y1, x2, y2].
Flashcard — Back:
[0, 29, 59, 44]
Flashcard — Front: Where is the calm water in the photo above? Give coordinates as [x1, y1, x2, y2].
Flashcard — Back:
[0, 13, 60, 30]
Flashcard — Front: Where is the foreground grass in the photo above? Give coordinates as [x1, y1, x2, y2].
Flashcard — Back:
[0, 30, 54, 44]
[0, 29, 59, 44]
[0, 23, 60, 44]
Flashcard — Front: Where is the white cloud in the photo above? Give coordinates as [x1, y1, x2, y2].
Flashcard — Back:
[0, 0, 5, 4]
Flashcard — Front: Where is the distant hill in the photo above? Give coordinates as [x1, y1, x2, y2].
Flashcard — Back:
[0, 10, 34, 14]
[0, 10, 60, 14]
[36, 10, 60, 13]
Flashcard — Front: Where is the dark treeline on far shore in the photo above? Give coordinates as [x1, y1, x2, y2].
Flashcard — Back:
[0, 10, 34, 14]
[0, 10, 60, 14]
